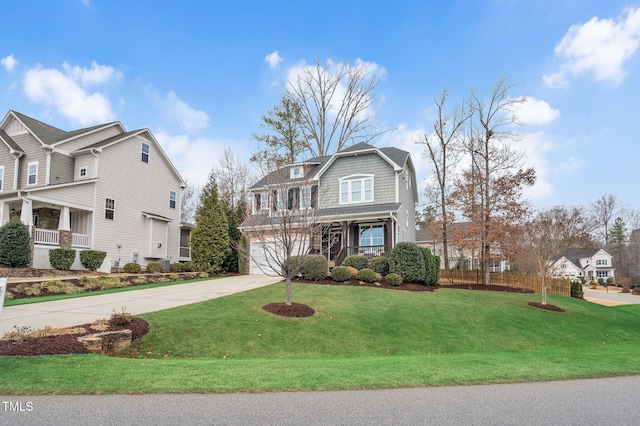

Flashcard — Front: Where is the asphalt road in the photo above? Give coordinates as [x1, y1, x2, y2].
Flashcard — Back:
[2, 376, 639, 425]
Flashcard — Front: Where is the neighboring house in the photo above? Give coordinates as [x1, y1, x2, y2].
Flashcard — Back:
[0, 110, 187, 271]
[415, 223, 510, 272]
[549, 248, 615, 282]
[240, 142, 418, 274]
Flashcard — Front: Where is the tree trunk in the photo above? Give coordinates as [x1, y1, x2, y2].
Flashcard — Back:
[285, 276, 292, 306]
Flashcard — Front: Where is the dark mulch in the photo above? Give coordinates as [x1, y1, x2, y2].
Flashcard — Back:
[0, 318, 149, 356]
[263, 302, 316, 317]
[298, 277, 437, 292]
[439, 284, 534, 294]
[528, 302, 565, 312]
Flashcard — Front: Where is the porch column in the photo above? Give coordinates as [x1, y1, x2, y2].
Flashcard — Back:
[0, 202, 9, 226]
[19, 199, 32, 227]
[386, 217, 393, 254]
[58, 206, 71, 231]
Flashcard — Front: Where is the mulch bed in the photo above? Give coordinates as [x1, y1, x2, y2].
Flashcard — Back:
[0, 318, 149, 356]
[263, 302, 316, 317]
[528, 302, 565, 312]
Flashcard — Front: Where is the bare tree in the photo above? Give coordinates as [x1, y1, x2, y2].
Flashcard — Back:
[590, 193, 624, 246]
[419, 88, 470, 269]
[241, 159, 328, 305]
[210, 146, 252, 209]
[180, 180, 199, 224]
[286, 59, 387, 157]
[527, 205, 596, 303]
[251, 95, 309, 165]
[450, 78, 535, 284]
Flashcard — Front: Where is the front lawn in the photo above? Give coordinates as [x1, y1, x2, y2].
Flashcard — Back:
[2, 282, 640, 394]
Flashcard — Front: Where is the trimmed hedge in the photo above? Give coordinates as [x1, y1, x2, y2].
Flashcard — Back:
[146, 262, 163, 273]
[79, 250, 107, 271]
[0, 219, 31, 267]
[170, 262, 186, 272]
[389, 242, 426, 284]
[300, 254, 328, 281]
[342, 255, 368, 270]
[421, 247, 441, 286]
[49, 248, 76, 270]
[123, 262, 142, 274]
[356, 268, 377, 283]
[386, 273, 403, 286]
[331, 266, 351, 282]
[370, 256, 390, 275]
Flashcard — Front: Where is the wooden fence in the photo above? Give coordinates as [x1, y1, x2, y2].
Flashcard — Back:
[439, 270, 571, 297]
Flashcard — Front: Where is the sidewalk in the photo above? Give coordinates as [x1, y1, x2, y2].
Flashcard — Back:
[0, 274, 281, 335]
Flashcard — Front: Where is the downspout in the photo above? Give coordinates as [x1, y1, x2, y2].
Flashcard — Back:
[44, 146, 53, 185]
[10, 150, 23, 190]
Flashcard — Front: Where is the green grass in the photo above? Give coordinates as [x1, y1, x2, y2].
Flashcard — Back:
[2, 282, 640, 394]
[3, 277, 218, 306]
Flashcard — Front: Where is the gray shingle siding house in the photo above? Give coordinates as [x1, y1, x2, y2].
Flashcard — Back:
[240, 142, 418, 274]
[0, 110, 187, 271]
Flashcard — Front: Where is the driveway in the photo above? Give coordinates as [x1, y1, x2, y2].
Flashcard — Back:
[583, 285, 640, 306]
[0, 274, 280, 334]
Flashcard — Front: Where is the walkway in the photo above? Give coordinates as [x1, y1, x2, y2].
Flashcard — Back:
[0, 274, 280, 335]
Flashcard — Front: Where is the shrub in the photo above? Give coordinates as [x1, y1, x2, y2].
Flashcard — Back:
[598, 278, 605, 285]
[342, 255, 368, 270]
[386, 273, 403, 286]
[123, 262, 142, 274]
[170, 262, 185, 273]
[589, 280, 598, 289]
[570, 281, 584, 299]
[0, 219, 31, 267]
[13, 283, 44, 296]
[370, 256, 390, 275]
[331, 266, 351, 282]
[356, 268, 377, 283]
[632, 287, 640, 295]
[183, 262, 194, 272]
[300, 255, 328, 281]
[96, 276, 126, 289]
[79, 250, 107, 271]
[389, 242, 426, 284]
[4, 291, 14, 300]
[43, 280, 80, 295]
[146, 262, 163, 273]
[169, 274, 180, 281]
[346, 266, 358, 278]
[109, 307, 134, 326]
[132, 276, 148, 285]
[49, 248, 76, 270]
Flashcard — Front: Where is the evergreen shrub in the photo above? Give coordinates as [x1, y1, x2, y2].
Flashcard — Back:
[342, 255, 368, 270]
[386, 273, 403, 286]
[0, 219, 31, 267]
[123, 262, 142, 274]
[146, 262, 163, 273]
[389, 242, 426, 284]
[570, 281, 583, 298]
[170, 262, 185, 272]
[356, 268, 377, 283]
[49, 248, 76, 270]
[300, 254, 328, 281]
[331, 266, 351, 282]
[370, 256, 390, 275]
[79, 250, 107, 271]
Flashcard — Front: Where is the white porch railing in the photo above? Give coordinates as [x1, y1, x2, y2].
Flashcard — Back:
[34, 228, 59, 245]
[34, 228, 91, 248]
[72, 233, 91, 248]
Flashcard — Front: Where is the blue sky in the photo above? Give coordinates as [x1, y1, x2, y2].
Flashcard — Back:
[1, 0, 639, 212]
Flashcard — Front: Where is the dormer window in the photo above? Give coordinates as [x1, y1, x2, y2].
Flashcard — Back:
[79, 165, 88, 178]
[290, 166, 303, 179]
[339, 175, 374, 204]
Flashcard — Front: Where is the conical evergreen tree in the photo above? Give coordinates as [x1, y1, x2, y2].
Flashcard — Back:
[190, 175, 230, 274]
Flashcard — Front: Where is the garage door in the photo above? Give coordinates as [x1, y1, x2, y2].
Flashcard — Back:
[250, 237, 308, 275]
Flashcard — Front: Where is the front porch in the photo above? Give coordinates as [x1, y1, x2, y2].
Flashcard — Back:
[313, 218, 394, 266]
[34, 228, 91, 249]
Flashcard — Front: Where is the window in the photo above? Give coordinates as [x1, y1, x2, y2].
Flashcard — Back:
[79, 166, 88, 178]
[359, 225, 384, 247]
[169, 191, 177, 209]
[0, 166, 4, 191]
[290, 166, 303, 179]
[300, 187, 312, 209]
[27, 161, 38, 185]
[141, 142, 150, 163]
[339, 176, 373, 204]
[596, 259, 607, 266]
[271, 190, 286, 211]
[597, 271, 608, 278]
[287, 187, 300, 210]
[105, 198, 115, 220]
[255, 192, 269, 211]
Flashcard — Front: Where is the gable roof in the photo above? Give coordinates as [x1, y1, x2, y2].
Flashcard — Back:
[249, 156, 331, 190]
[0, 129, 25, 155]
[552, 248, 602, 264]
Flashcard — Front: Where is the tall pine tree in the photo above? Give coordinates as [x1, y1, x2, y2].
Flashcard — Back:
[190, 174, 230, 274]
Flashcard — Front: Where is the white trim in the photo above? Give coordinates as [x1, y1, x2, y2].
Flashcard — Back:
[0, 165, 4, 192]
[27, 161, 38, 186]
[339, 175, 374, 205]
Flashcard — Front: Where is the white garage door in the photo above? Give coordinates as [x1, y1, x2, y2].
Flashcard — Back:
[250, 237, 308, 275]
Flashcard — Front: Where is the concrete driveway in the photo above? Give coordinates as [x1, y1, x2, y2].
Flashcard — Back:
[583, 285, 640, 306]
[0, 274, 280, 335]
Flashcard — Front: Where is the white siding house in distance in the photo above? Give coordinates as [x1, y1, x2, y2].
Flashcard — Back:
[0, 110, 186, 271]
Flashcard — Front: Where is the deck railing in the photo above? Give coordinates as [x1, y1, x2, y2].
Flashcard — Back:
[34, 228, 91, 249]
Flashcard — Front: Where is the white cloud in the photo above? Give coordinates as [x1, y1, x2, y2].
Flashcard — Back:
[544, 6, 640, 88]
[1, 54, 17, 72]
[155, 131, 234, 187]
[521, 131, 556, 201]
[62, 61, 122, 85]
[164, 91, 210, 132]
[265, 51, 282, 69]
[517, 97, 560, 126]
[23, 62, 119, 126]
